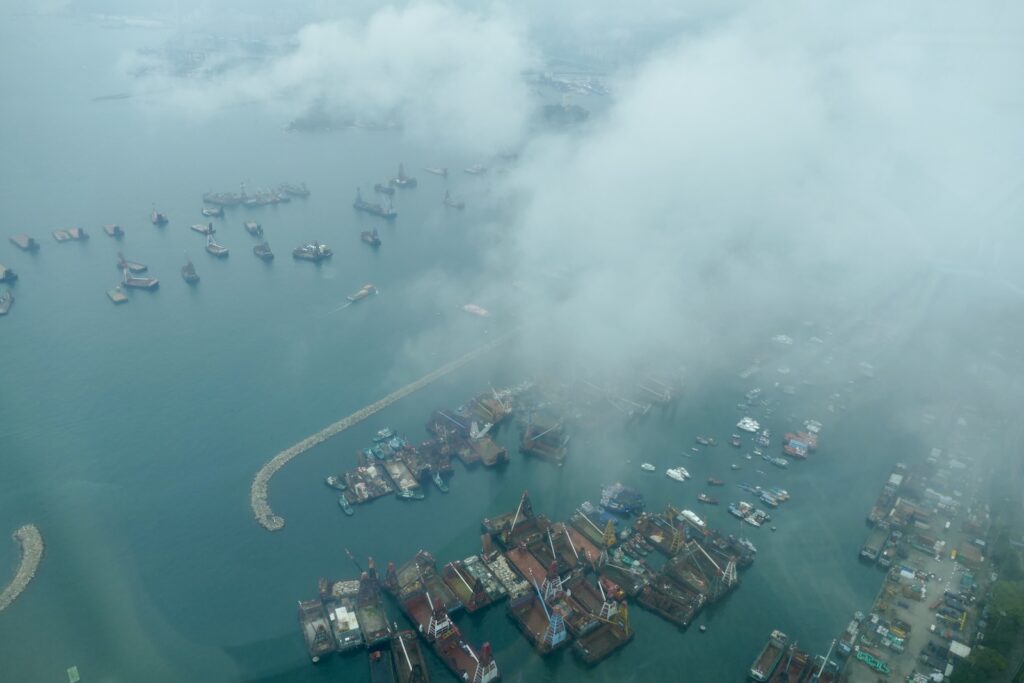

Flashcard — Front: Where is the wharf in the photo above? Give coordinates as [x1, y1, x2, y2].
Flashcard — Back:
[0, 524, 44, 612]
[250, 334, 512, 531]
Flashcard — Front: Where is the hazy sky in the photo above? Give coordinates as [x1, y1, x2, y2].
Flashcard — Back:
[78, 0, 1024, 375]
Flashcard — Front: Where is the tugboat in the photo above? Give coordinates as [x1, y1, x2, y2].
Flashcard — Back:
[0, 289, 13, 316]
[181, 253, 199, 284]
[325, 475, 347, 491]
[442, 190, 465, 210]
[205, 231, 229, 257]
[253, 242, 274, 261]
[201, 206, 223, 218]
[293, 241, 332, 262]
[389, 163, 417, 188]
[432, 471, 449, 493]
[361, 228, 381, 247]
[338, 496, 354, 516]
[373, 182, 396, 196]
[347, 283, 377, 302]
[150, 207, 169, 226]
[353, 189, 397, 219]
[244, 221, 263, 237]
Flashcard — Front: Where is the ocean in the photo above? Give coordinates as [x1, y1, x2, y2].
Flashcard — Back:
[0, 13, 911, 682]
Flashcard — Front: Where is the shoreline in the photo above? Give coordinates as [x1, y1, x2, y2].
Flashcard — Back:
[0, 524, 44, 612]
[250, 333, 512, 531]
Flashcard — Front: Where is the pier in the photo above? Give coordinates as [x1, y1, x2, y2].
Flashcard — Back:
[251, 333, 512, 531]
[0, 525, 44, 612]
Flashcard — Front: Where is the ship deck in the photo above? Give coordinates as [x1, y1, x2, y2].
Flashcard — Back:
[507, 593, 561, 653]
[442, 561, 489, 612]
[383, 460, 419, 490]
[505, 546, 547, 585]
[573, 622, 634, 664]
[391, 631, 430, 683]
[564, 525, 603, 567]
[461, 556, 507, 602]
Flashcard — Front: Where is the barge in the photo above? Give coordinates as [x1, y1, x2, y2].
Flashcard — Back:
[9, 235, 39, 252]
[321, 579, 364, 652]
[399, 589, 499, 683]
[355, 563, 391, 649]
[298, 599, 335, 663]
[253, 242, 274, 261]
[293, 241, 333, 262]
[102, 224, 124, 238]
[354, 189, 397, 219]
[750, 629, 788, 681]
[391, 629, 431, 683]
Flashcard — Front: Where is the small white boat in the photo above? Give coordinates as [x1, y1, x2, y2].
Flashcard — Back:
[666, 467, 689, 482]
[640, 463, 655, 471]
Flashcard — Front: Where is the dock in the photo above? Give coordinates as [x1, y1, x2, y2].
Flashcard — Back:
[250, 333, 512, 531]
[0, 525, 44, 612]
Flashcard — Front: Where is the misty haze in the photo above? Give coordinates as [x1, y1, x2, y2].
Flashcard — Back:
[1, 2, 1023, 682]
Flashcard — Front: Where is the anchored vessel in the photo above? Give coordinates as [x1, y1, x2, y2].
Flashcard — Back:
[293, 241, 333, 262]
[389, 163, 417, 189]
[244, 221, 264, 237]
[391, 628, 431, 683]
[750, 629, 789, 681]
[150, 208, 168, 226]
[354, 189, 397, 220]
[253, 242, 274, 261]
[181, 254, 199, 284]
[297, 599, 335, 662]
[9, 235, 39, 252]
[279, 182, 310, 198]
[102, 223, 124, 238]
[53, 228, 88, 241]
[361, 229, 382, 247]
[374, 182, 396, 196]
[117, 252, 148, 273]
[121, 266, 159, 290]
[0, 265, 17, 283]
[0, 289, 12, 316]
[201, 206, 223, 218]
[191, 223, 214, 235]
[205, 231, 229, 257]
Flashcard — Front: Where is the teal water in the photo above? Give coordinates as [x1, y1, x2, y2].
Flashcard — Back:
[0, 13, 919, 683]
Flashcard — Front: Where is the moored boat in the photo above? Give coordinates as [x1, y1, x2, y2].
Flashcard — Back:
[102, 223, 124, 238]
[244, 221, 264, 237]
[697, 493, 719, 505]
[361, 229, 381, 247]
[338, 497, 354, 516]
[181, 254, 199, 284]
[205, 233, 229, 257]
[151, 208, 168, 226]
[253, 242, 274, 261]
[750, 630, 789, 681]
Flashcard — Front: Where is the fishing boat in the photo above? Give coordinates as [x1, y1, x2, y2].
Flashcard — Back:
[181, 254, 199, 284]
[361, 229, 381, 247]
[442, 190, 464, 210]
[347, 283, 377, 302]
[338, 497, 354, 516]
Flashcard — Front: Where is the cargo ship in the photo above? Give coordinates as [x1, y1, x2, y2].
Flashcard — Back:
[244, 221, 264, 237]
[0, 289, 12, 316]
[201, 206, 223, 217]
[399, 590, 499, 682]
[361, 229, 381, 247]
[389, 163, 417, 188]
[768, 644, 811, 683]
[102, 224, 124, 239]
[782, 433, 809, 458]
[121, 266, 159, 290]
[391, 629, 431, 683]
[424, 166, 448, 177]
[181, 254, 199, 284]
[150, 208, 168, 226]
[459, 556, 507, 603]
[298, 599, 335, 662]
[368, 648, 397, 683]
[354, 189, 397, 219]
[356, 562, 391, 649]
[253, 242, 274, 261]
[9, 234, 39, 252]
[203, 191, 243, 206]
[117, 252, 148, 273]
[279, 182, 310, 198]
[443, 190, 465, 210]
[750, 629, 788, 681]
[293, 241, 333, 262]
[205, 233, 229, 257]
